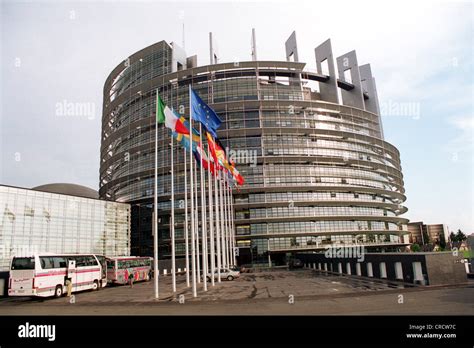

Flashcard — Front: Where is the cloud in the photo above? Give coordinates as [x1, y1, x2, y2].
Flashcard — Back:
[449, 116, 474, 131]
[445, 114, 474, 160]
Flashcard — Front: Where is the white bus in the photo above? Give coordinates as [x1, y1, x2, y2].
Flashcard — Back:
[8, 253, 107, 298]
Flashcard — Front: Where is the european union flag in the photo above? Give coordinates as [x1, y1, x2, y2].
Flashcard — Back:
[190, 88, 222, 138]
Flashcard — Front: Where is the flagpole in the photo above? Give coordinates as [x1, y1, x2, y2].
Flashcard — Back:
[198, 124, 208, 291]
[219, 171, 226, 268]
[224, 172, 229, 269]
[224, 175, 231, 267]
[223, 175, 228, 267]
[153, 90, 159, 299]
[218, 171, 223, 269]
[225, 179, 231, 265]
[194, 158, 201, 284]
[214, 163, 222, 282]
[184, 148, 190, 288]
[229, 182, 236, 265]
[188, 85, 197, 298]
[221, 172, 227, 268]
[230, 183, 237, 265]
[227, 180, 233, 265]
[207, 142, 216, 286]
[170, 134, 176, 293]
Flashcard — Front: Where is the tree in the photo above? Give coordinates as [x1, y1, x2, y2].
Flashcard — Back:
[411, 243, 421, 252]
[449, 232, 456, 242]
[449, 229, 467, 250]
[422, 230, 430, 245]
[455, 229, 467, 242]
[439, 233, 446, 250]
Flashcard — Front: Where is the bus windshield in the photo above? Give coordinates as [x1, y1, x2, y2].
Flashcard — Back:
[11, 257, 35, 270]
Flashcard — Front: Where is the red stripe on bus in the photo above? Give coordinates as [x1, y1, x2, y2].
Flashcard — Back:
[75, 268, 100, 274]
[36, 280, 96, 292]
[117, 267, 150, 272]
[36, 272, 67, 277]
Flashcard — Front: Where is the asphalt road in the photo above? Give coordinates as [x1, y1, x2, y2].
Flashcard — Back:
[1, 270, 472, 315]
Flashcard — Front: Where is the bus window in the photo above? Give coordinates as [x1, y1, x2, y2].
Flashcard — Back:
[76, 257, 87, 267]
[40, 257, 54, 269]
[52, 257, 66, 268]
[40, 256, 67, 269]
[107, 260, 115, 270]
[87, 256, 98, 266]
[11, 257, 35, 270]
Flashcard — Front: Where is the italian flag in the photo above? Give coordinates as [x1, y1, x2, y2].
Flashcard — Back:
[156, 94, 190, 135]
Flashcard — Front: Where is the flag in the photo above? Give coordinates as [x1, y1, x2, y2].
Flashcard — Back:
[227, 170, 236, 186]
[206, 132, 231, 170]
[190, 89, 222, 138]
[193, 145, 216, 176]
[156, 94, 190, 135]
[206, 137, 244, 186]
[209, 152, 221, 172]
[231, 166, 245, 186]
[172, 132, 200, 153]
[206, 132, 220, 164]
[180, 116, 200, 137]
[215, 136, 227, 156]
[206, 140, 222, 172]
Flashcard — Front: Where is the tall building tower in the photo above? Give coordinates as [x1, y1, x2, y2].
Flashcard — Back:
[100, 33, 408, 266]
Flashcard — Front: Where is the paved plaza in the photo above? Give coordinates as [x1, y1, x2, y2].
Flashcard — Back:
[0, 270, 472, 315]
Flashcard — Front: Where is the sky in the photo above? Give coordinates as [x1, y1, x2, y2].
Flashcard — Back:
[0, 0, 473, 233]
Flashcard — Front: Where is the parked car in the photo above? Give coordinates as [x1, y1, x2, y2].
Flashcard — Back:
[206, 268, 240, 281]
[288, 258, 304, 269]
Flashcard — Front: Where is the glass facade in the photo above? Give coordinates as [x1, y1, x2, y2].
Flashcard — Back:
[100, 41, 408, 265]
[0, 185, 130, 271]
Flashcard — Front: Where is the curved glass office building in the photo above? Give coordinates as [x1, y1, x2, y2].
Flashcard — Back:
[100, 33, 409, 265]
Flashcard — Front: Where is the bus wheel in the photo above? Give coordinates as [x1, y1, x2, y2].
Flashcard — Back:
[92, 280, 99, 291]
[54, 285, 63, 298]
